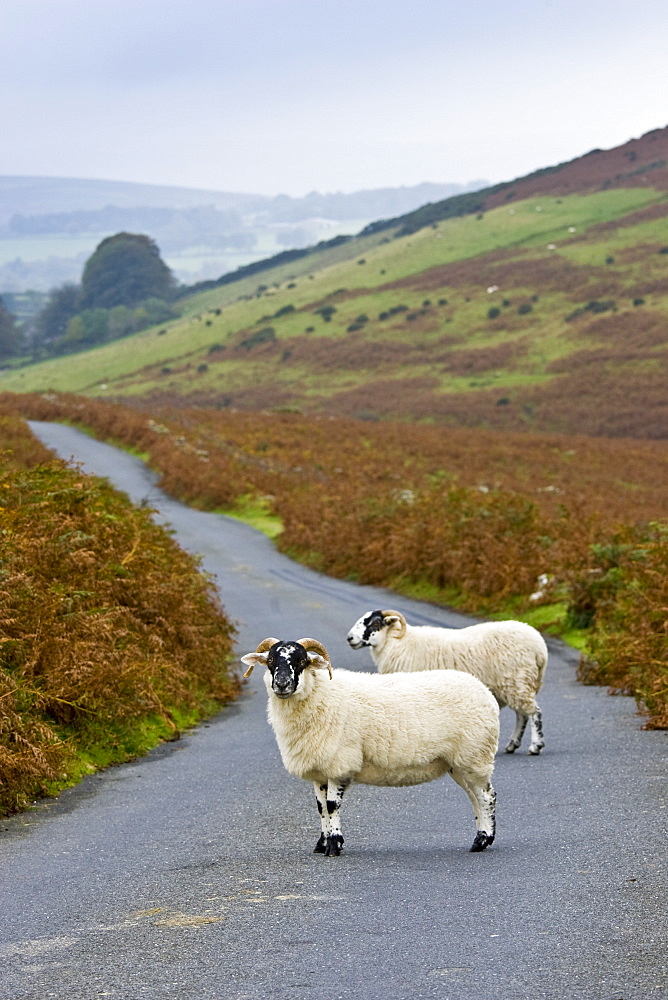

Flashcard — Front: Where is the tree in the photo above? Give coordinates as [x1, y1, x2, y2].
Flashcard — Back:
[79, 233, 175, 310]
[58, 309, 109, 352]
[0, 297, 23, 359]
[33, 283, 81, 349]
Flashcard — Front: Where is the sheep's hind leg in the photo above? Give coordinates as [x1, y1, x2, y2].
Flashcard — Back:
[313, 780, 348, 856]
[504, 711, 528, 753]
[450, 767, 496, 852]
[528, 707, 545, 755]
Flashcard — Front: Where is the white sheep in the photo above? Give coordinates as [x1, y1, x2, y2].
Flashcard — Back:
[241, 637, 499, 857]
[347, 610, 548, 755]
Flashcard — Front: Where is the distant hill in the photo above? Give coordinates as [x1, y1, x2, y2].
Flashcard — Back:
[0, 177, 262, 225]
[2, 127, 667, 439]
[0, 177, 486, 292]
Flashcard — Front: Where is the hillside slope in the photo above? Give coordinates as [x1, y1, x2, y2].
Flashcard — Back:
[3, 130, 667, 438]
[362, 125, 668, 236]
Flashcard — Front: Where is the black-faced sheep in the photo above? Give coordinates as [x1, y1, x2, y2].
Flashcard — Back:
[347, 610, 547, 755]
[241, 637, 499, 857]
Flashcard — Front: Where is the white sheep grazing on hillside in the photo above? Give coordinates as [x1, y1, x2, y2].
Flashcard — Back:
[347, 610, 548, 755]
[241, 637, 499, 857]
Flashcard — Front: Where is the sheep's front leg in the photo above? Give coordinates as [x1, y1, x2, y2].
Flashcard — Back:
[468, 781, 497, 852]
[528, 707, 545, 755]
[504, 711, 528, 753]
[313, 780, 347, 856]
[313, 782, 330, 853]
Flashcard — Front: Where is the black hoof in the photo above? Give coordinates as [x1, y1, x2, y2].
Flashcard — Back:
[504, 742, 518, 754]
[323, 834, 344, 857]
[313, 834, 327, 854]
[469, 832, 494, 852]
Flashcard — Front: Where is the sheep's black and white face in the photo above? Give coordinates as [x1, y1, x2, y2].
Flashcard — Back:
[240, 639, 331, 696]
[347, 610, 387, 649]
[265, 640, 310, 698]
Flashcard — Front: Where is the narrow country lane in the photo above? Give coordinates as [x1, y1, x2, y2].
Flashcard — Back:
[1, 421, 665, 1000]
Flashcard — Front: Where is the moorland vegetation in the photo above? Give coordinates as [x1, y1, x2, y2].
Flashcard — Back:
[0, 412, 239, 816]
[2, 393, 666, 733]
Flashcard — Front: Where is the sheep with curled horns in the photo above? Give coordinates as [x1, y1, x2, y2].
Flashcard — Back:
[241, 636, 499, 857]
[347, 609, 547, 755]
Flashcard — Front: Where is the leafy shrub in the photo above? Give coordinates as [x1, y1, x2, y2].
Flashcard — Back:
[580, 524, 668, 728]
[314, 305, 337, 321]
[488, 307, 501, 319]
[565, 539, 638, 630]
[565, 300, 616, 322]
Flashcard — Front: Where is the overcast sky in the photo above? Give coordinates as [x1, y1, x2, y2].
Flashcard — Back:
[1, 0, 666, 197]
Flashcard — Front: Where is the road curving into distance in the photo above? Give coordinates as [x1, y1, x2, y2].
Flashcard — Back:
[1, 421, 666, 1000]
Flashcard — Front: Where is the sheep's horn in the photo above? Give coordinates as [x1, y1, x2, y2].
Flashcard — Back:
[381, 610, 407, 637]
[298, 638, 333, 680]
[242, 636, 279, 677]
[255, 637, 279, 653]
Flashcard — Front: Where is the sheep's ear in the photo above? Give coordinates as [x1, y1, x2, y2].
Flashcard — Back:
[240, 652, 268, 678]
[306, 651, 333, 680]
[384, 615, 401, 627]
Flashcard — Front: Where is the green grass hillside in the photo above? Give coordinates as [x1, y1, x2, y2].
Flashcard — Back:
[3, 131, 667, 438]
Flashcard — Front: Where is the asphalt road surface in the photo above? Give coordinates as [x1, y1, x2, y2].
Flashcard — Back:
[1, 421, 665, 1000]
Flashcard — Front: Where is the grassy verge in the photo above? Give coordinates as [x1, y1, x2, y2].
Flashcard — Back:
[219, 493, 283, 539]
